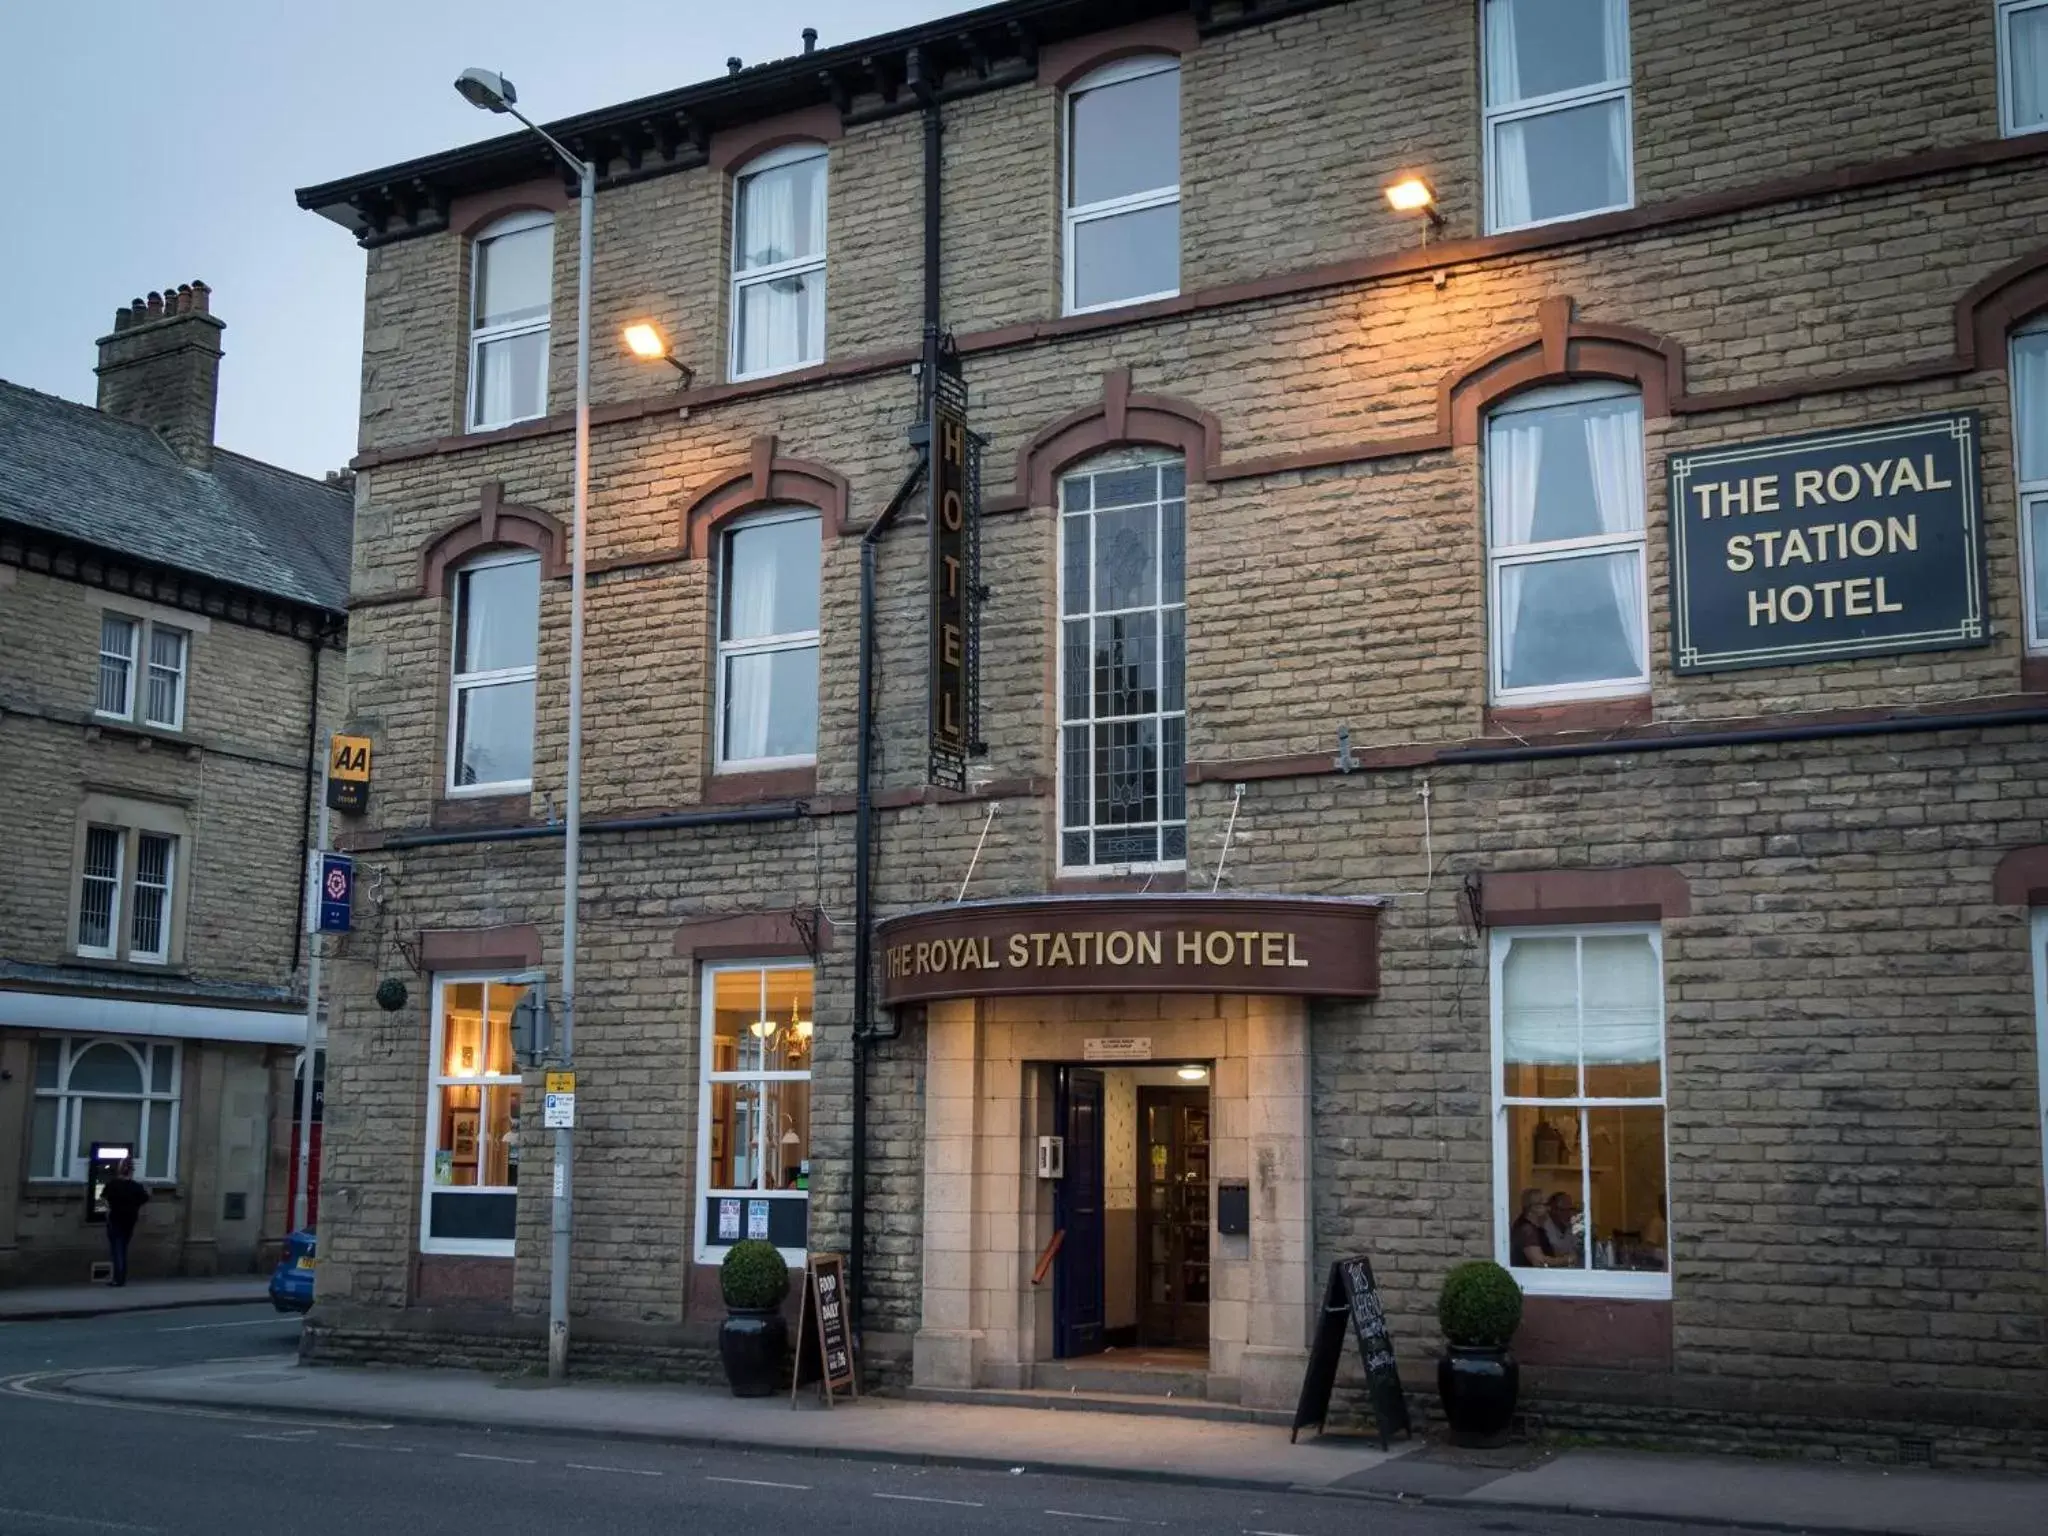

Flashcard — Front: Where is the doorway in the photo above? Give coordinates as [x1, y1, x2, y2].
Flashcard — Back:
[1052, 1064, 1210, 1361]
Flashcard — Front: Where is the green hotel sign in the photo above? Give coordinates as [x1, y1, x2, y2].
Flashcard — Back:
[1669, 414, 1985, 672]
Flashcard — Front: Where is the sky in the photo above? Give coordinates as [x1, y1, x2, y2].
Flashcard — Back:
[0, 1, 970, 480]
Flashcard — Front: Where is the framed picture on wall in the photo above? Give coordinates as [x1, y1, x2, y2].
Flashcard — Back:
[450, 1110, 479, 1162]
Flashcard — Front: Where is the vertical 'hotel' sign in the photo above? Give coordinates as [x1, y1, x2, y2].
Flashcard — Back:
[928, 376, 977, 790]
[1670, 414, 1984, 672]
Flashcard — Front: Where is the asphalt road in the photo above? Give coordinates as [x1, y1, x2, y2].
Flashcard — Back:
[0, 1308, 1702, 1536]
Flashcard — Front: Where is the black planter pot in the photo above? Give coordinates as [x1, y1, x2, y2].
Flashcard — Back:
[719, 1306, 789, 1397]
[1436, 1344, 1519, 1443]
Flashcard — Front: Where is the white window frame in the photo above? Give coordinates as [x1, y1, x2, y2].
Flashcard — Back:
[143, 624, 189, 730]
[713, 509, 821, 774]
[2032, 909, 2048, 1259]
[96, 614, 138, 720]
[2012, 325, 2048, 653]
[445, 551, 540, 797]
[76, 824, 125, 960]
[129, 832, 176, 965]
[2000, 0, 2048, 137]
[1062, 55, 1182, 317]
[466, 210, 554, 432]
[29, 1036, 182, 1184]
[695, 959, 813, 1266]
[1481, 0, 1635, 234]
[728, 143, 829, 383]
[1490, 922, 1671, 1301]
[1486, 381, 1650, 705]
[1056, 451, 1188, 875]
[420, 973, 528, 1258]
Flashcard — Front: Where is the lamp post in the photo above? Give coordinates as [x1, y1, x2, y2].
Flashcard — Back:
[456, 66, 590, 1384]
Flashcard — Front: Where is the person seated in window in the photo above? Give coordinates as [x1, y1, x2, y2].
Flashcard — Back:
[1510, 1187, 1553, 1267]
[1543, 1191, 1582, 1264]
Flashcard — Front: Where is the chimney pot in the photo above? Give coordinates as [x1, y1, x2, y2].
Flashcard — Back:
[96, 280, 225, 469]
[803, 27, 817, 53]
[727, 55, 742, 74]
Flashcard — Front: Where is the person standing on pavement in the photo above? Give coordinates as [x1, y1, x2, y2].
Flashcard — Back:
[102, 1158, 149, 1287]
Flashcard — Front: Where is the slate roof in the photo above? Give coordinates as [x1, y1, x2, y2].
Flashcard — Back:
[0, 380, 352, 614]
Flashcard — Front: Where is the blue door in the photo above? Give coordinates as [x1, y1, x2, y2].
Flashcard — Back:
[1054, 1067, 1106, 1358]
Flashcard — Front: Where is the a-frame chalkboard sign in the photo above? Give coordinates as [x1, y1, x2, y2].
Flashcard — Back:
[791, 1253, 859, 1408]
[1290, 1256, 1413, 1449]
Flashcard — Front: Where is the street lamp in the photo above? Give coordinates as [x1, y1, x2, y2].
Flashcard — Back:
[456, 64, 591, 1385]
[622, 321, 696, 388]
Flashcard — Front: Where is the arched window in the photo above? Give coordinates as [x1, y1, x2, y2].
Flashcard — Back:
[730, 144, 829, 380]
[715, 509, 822, 770]
[1057, 450, 1187, 871]
[1063, 57, 1181, 315]
[467, 211, 554, 431]
[29, 1036, 181, 1182]
[2012, 321, 2048, 650]
[1486, 383, 1649, 702]
[446, 552, 540, 793]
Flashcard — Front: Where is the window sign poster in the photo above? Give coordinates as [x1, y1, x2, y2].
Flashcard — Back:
[433, 1150, 454, 1187]
[1669, 413, 1985, 671]
[747, 1199, 770, 1240]
[718, 1198, 741, 1242]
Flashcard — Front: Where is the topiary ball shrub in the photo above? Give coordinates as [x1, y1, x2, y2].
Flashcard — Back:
[1437, 1260, 1523, 1348]
[720, 1239, 790, 1311]
[375, 977, 409, 1012]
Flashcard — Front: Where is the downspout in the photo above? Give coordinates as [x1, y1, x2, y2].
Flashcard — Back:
[291, 634, 322, 976]
[851, 45, 944, 1338]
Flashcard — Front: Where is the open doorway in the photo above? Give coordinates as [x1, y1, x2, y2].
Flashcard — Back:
[1053, 1064, 1211, 1362]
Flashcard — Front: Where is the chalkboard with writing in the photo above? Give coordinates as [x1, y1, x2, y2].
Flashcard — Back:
[1291, 1256, 1412, 1449]
[793, 1253, 858, 1408]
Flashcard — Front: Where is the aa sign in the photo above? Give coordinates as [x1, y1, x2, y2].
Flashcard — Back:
[326, 733, 373, 813]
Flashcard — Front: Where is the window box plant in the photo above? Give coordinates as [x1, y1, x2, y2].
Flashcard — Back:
[1435, 1260, 1523, 1443]
[718, 1239, 790, 1397]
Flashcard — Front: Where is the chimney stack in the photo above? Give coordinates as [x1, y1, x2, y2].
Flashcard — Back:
[95, 281, 224, 470]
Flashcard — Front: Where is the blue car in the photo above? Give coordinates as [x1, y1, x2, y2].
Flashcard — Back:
[269, 1229, 316, 1313]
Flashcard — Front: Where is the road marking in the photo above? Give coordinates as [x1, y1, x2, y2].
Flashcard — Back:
[705, 1476, 811, 1490]
[872, 1493, 984, 1508]
[156, 1318, 292, 1333]
[239, 1430, 317, 1442]
[0, 1510, 159, 1534]
[456, 1452, 536, 1465]
[1045, 1513, 1131, 1524]
[567, 1463, 663, 1478]
[335, 1442, 406, 1452]
[1247, 1530, 1310, 1535]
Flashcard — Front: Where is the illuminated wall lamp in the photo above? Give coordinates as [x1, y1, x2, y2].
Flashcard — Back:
[1384, 175, 1444, 241]
[622, 321, 696, 389]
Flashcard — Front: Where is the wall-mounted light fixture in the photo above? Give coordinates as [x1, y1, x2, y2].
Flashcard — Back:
[622, 322, 696, 389]
[1176, 1064, 1209, 1083]
[1384, 174, 1444, 241]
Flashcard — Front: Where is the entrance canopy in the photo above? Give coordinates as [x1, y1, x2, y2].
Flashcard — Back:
[877, 893, 1383, 1006]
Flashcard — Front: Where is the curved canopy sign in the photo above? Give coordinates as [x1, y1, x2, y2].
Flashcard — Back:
[877, 894, 1383, 1006]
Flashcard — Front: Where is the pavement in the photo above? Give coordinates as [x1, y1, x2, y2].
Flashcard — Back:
[27, 1355, 2048, 1536]
[0, 1275, 270, 1322]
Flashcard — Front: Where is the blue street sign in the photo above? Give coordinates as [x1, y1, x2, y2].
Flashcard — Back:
[316, 852, 354, 934]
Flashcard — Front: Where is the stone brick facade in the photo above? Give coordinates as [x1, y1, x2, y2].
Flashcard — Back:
[0, 293, 351, 1285]
[303, 0, 2048, 1466]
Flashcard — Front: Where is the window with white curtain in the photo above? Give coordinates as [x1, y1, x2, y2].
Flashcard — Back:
[76, 823, 181, 964]
[30, 1036, 181, 1182]
[1064, 57, 1181, 314]
[467, 212, 554, 431]
[130, 834, 176, 963]
[730, 145, 828, 380]
[97, 616, 137, 718]
[1486, 383, 1649, 702]
[716, 511, 821, 770]
[421, 976, 529, 1255]
[2013, 325, 2048, 649]
[447, 553, 540, 793]
[144, 626, 188, 728]
[2002, 0, 2048, 135]
[77, 826, 124, 958]
[1493, 926, 1668, 1297]
[1058, 451, 1187, 871]
[1483, 0, 1633, 232]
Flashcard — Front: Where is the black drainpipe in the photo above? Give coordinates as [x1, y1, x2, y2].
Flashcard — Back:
[291, 634, 323, 976]
[850, 46, 944, 1338]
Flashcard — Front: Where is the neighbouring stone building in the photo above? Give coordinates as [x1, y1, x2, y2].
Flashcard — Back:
[0, 284, 351, 1284]
[298, 0, 2048, 1464]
